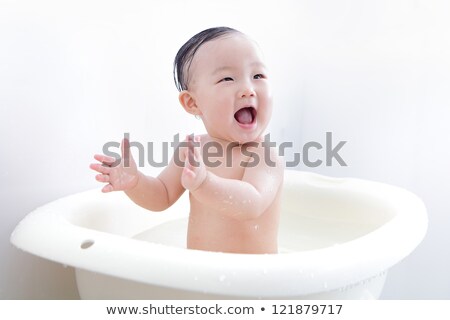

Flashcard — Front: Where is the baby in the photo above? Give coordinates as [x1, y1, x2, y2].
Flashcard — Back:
[90, 27, 284, 254]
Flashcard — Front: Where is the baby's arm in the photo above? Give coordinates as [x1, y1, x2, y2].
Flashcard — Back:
[90, 139, 185, 212]
[182, 141, 284, 220]
[124, 163, 185, 212]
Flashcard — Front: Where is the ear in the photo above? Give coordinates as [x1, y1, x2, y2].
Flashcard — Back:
[178, 90, 202, 116]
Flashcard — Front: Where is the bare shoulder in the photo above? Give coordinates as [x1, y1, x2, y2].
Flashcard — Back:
[241, 141, 284, 184]
[243, 140, 284, 170]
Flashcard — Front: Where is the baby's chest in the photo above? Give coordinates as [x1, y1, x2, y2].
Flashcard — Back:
[204, 148, 250, 179]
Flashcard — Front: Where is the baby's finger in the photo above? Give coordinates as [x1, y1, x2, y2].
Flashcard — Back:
[193, 140, 202, 163]
[94, 154, 118, 166]
[189, 147, 201, 169]
[188, 144, 196, 167]
[184, 148, 193, 170]
[95, 174, 110, 183]
[101, 184, 114, 193]
[181, 161, 197, 190]
[90, 163, 111, 174]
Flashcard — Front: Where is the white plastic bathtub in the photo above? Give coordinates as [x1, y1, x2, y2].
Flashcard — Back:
[10, 171, 427, 299]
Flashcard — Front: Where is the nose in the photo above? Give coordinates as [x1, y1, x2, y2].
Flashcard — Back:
[239, 81, 255, 98]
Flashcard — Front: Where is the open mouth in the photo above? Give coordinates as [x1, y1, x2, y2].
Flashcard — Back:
[234, 107, 257, 125]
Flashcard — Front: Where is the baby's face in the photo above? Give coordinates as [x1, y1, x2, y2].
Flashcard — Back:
[186, 34, 272, 144]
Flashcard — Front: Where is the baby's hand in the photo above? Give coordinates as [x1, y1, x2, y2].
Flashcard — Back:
[90, 139, 140, 193]
[181, 135, 207, 191]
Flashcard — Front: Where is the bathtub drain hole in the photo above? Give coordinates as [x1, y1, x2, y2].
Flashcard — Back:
[80, 240, 95, 249]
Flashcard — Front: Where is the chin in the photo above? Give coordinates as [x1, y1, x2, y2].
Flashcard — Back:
[233, 132, 264, 145]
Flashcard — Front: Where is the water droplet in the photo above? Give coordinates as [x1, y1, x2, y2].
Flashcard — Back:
[254, 224, 260, 231]
[219, 275, 226, 282]
[228, 195, 233, 200]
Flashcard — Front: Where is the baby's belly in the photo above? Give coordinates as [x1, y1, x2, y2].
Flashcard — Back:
[186, 211, 278, 254]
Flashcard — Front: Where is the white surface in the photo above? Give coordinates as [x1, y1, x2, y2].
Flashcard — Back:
[1, 0, 449, 299]
[11, 171, 427, 299]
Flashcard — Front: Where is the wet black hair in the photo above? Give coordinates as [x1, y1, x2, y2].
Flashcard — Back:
[173, 26, 242, 92]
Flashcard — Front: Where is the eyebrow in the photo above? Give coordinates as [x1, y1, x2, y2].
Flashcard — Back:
[211, 62, 266, 75]
[211, 66, 233, 76]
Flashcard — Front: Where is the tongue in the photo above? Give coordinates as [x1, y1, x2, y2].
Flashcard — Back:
[235, 108, 253, 124]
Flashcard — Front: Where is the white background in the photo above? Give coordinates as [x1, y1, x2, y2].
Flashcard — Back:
[1, 0, 449, 299]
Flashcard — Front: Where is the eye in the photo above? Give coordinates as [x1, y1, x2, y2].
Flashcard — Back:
[219, 77, 234, 83]
[253, 74, 265, 79]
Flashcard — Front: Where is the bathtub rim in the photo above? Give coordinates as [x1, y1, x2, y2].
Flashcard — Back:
[10, 171, 428, 298]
